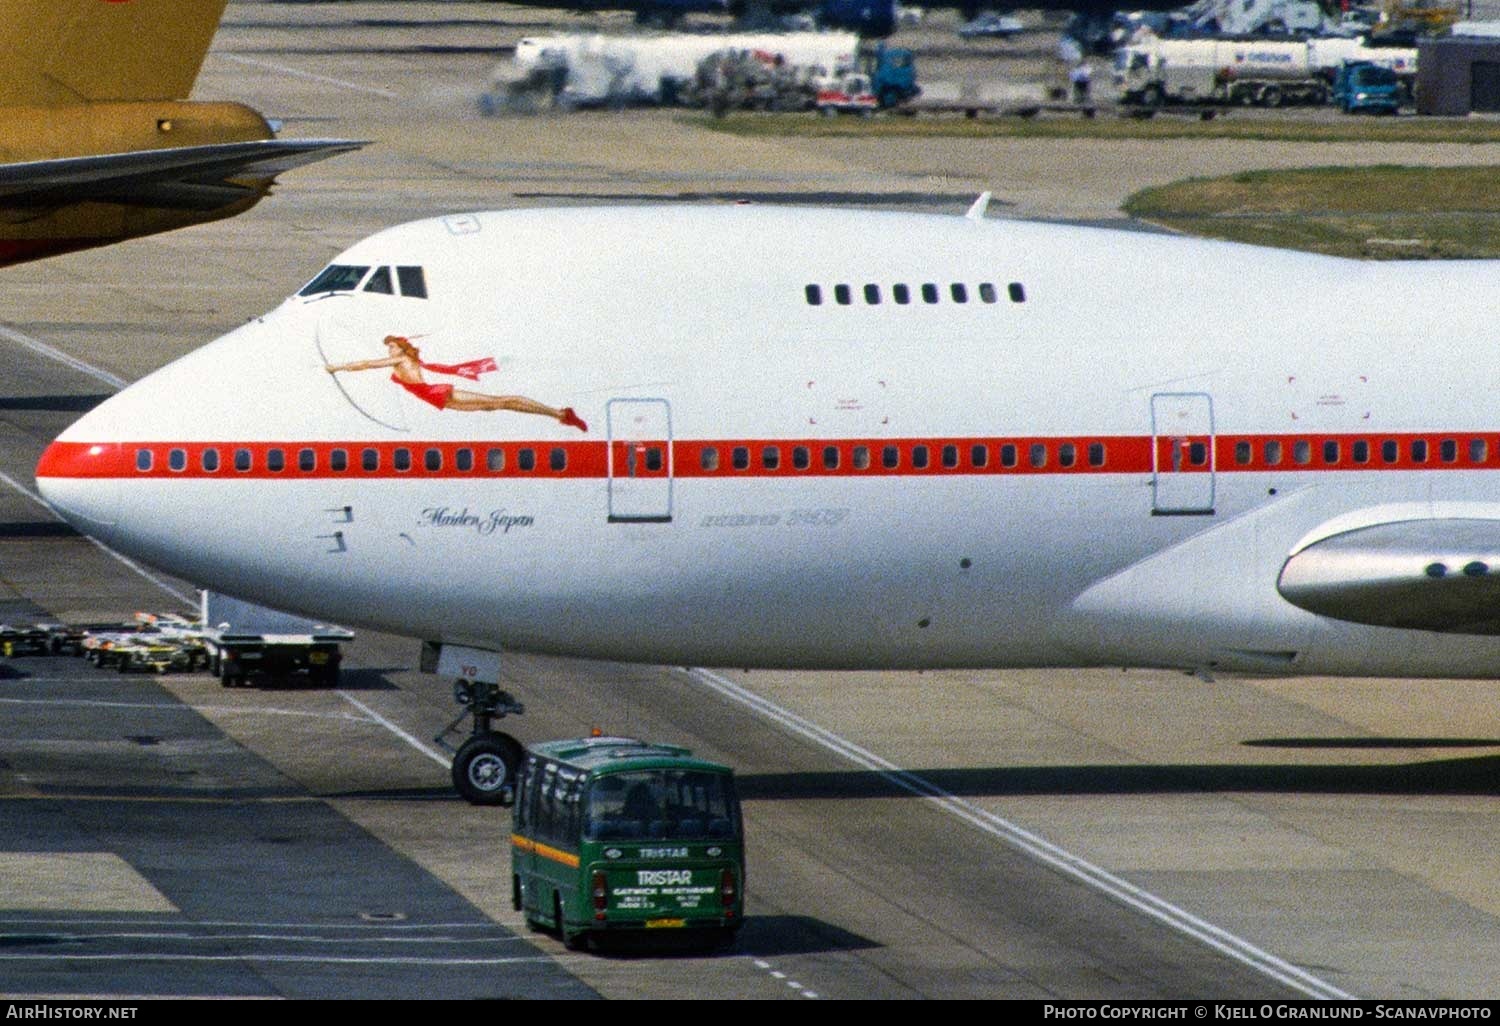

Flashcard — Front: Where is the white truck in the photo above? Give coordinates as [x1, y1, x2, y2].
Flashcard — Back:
[481, 31, 859, 111]
[1115, 35, 1417, 108]
[197, 591, 353, 688]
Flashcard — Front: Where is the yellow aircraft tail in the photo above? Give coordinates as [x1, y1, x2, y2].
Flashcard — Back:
[0, 0, 230, 106]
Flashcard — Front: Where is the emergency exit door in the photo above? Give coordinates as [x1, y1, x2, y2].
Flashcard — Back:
[607, 398, 673, 523]
[1150, 392, 1215, 515]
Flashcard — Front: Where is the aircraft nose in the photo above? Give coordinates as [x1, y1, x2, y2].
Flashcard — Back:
[35, 439, 121, 545]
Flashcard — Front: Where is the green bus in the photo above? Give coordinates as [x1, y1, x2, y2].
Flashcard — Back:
[510, 736, 745, 950]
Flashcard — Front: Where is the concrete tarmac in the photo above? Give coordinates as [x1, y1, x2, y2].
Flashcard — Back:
[1, 0, 1497, 1001]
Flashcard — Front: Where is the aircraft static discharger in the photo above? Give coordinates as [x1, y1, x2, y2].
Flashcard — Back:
[35, 203, 1500, 801]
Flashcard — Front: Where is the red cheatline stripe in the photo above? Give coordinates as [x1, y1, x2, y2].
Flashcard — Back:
[35, 433, 1500, 481]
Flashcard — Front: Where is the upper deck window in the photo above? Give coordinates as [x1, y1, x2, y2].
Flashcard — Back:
[298, 264, 370, 296]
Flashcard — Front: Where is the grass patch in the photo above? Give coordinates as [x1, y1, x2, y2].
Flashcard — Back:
[1123, 165, 1500, 258]
[692, 111, 1500, 144]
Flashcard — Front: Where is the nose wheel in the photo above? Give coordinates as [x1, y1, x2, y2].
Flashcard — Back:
[438, 679, 525, 806]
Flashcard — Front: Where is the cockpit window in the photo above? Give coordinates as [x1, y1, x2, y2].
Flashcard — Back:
[363, 267, 394, 294]
[397, 266, 427, 299]
[298, 264, 370, 296]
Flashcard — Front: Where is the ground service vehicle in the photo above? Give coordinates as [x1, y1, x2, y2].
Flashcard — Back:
[1332, 60, 1400, 113]
[511, 737, 744, 951]
[198, 591, 351, 687]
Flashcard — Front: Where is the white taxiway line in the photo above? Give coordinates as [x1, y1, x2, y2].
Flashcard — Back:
[686, 667, 1356, 1002]
[0, 324, 129, 390]
[216, 53, 401, 99]
[0, 470, 197, 609]
[335, 690, 452, 768]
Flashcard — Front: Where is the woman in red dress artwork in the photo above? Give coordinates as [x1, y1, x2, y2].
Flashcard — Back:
[325, 335, 586, 432]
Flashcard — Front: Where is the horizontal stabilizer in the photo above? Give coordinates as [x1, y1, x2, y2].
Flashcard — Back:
[1278, 518, 1500, 634]
[0, 138, 366, 210]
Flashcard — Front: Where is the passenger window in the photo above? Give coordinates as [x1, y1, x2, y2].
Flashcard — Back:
[1234, 441, 1252, 465]
[1293, 440, 1311, 465]
[487, 447, 505, 472]
[864, 284, 881, 305]
[267, 449, 285, 473]
[397, 266, 427, 299]
[805, 284, 823, 306]
[792, 446, 810, 470]
[201, 448, 220, 473]
[363, 267, 394, 294]
[1264, 440, 1282, 466]
[912, 445, 930, 469]
[1059, 443, 1076, 468]
[971, 444, 988, 468]
[135, 448, 152, 472]
[761, 446, 780, 470]
[1440, 439, 1458, 463]
[701, 447, 720, 472]
[950, 283, 968, 304]
[823, 446, 840, 470]
[550, 448, 566, 471]
[1030, 443, 1047, 469]
[852, 445, 871, 469]
[893, 284, 911, 305]
[518, 448, 536, 471]
[1008, 282, 1026, 303]
[330, 449, 348, 472]
[834, 284, 851, 306]
[1471, 439, 1488, 463]
[732, 446, 749, 470]
[1188, 442, 1207, 466]
[456, 448, 474, 472]
[1000, 444, 1017, 468]
[1352, 440, 1370, 464]
[236, 448, 253, 472]
[393, 448, 411, 472]
[1322, 440, 1339, 465]
[1381, 440, 1398, 464]
[425, 448, 442, 472]
[941, 444, 958, 469]
[168, 448, 186, 472]
[978, 282, 997, 304]
[1411, 439, 1428, 463]
[299, 448, 316, 472]
[882, 445, 899, 469]
[361, 448, 378, 472]
[921, 283, 939, 304]
[644, 447, 663, 472]
[1088, 442, 1106, 467]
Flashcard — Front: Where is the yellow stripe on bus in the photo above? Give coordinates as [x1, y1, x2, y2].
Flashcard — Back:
[511, 834, 580, 869]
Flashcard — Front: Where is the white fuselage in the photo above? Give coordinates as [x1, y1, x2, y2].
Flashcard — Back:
[35, 206, 1500, 676]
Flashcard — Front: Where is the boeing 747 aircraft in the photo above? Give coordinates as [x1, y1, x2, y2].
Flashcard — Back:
[34, 201, 1500, 800]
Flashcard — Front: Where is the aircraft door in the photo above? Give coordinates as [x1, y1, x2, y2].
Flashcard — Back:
[1150, 392, 1215, 515]
[606, 398, 673, 523]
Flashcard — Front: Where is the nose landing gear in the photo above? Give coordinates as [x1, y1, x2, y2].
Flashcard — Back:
[438, 678, 525, 805]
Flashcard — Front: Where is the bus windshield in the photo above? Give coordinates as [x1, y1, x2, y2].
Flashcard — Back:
[584, 769, 739, 842]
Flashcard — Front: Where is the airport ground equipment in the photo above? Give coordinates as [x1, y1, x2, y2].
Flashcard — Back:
[1115, 35, 1417, 108]
[480, 31, 858, 111]
[197, 591, 351, 687]
[1332, 59, 1402, 112]
[0, 625, 50, 657]
[512, 737, 745, 951]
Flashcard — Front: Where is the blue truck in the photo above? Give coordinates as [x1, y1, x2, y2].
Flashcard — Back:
[1332, 60, 1401, 114]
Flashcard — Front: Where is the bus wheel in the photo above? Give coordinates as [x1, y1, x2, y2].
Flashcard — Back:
[451, 732, 522, 806]
[556, 893, 588, 951]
